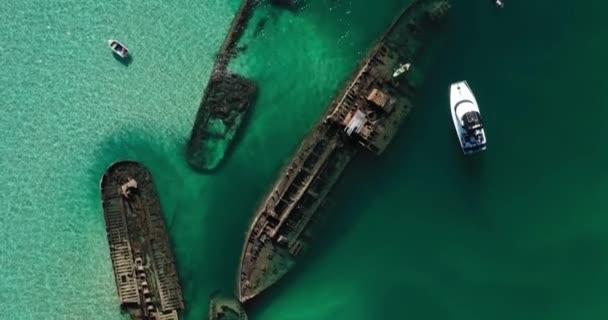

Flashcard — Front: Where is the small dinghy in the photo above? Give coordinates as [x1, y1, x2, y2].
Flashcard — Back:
[393, 62, 411, 78]
[450, 81, 487, 155]
[107, 39, 129, 58]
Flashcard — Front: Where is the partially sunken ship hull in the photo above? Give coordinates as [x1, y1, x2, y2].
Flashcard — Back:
[187, 0, 259, 171]
[100, 161, 184, 319]
[209, 292, 248, 320]
[187, 72, 257, 171]
[238, 0, 451, 302]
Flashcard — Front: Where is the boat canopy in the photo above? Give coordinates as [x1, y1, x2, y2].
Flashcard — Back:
[462, 111, 482, 131]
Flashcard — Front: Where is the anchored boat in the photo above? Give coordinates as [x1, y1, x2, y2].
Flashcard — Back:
[450, 81, 487, 155]
[108, 39, 129, 58]
[393, 62, 411, 78]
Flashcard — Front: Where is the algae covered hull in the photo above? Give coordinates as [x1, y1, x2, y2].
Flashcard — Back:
[209, 292, 248, 320]
[187, 72, 257, 171]
[238, 0, 451, 302]
[186, 0, 260, 172]
[100, 161, 184, 319]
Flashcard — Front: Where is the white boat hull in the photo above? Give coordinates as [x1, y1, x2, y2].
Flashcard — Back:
[108, 39, 129, 58]
[450, 81, 487, 155]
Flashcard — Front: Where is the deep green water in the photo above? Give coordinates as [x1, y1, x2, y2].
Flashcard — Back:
[3, 0, 608, 319]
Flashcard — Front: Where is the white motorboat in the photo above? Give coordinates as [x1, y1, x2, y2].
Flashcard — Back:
[450, 81, 487, 155]
[392, 62, 411, 78]
[107, 39, 129, 58]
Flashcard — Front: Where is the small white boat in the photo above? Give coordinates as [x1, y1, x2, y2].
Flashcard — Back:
[494, 0, 504, 8]
[393, 62, 411, 78]
[450, 81, 487, 155]
[107, 39, 129, 58]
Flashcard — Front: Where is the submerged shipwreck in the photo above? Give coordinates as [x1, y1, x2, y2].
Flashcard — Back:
[238, 0, 451, 302]
[187, 0, 259, 171]
[209, 292, 248, 320]
[100, 161, 184, 319]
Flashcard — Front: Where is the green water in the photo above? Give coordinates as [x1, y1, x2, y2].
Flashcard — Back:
[3, 0, 608, 319]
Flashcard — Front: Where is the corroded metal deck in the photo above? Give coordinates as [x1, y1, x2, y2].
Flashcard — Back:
[101, 161, 184, 319]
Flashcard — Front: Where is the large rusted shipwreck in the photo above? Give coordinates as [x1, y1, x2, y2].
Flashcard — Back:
[238, 0, 451, 302]
[100, 161, 184, 319]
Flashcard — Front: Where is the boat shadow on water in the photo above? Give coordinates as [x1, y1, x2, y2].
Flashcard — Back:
[444, 123, 485, 181]
[113, 53, 133, 66]
[454, 146, 485, 182]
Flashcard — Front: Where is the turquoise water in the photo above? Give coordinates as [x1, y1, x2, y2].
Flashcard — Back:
[0, 0, 235, 318]
[248, 1, 608, 319]
[3, 0, 608, 319]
